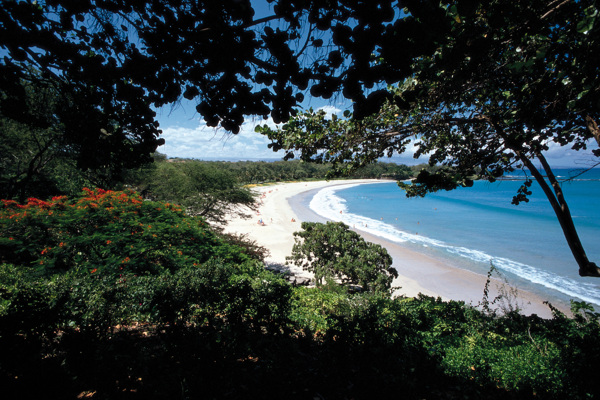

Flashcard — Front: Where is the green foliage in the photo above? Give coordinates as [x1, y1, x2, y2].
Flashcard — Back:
[288, 286, 358, 335]
[0, 260, 291, 338]
[257, 107, 414, 179]
[285, 289, 600, 398]
[2, 258, 600, 398]
[0, 85, 103, 200]
[0, 188, 250, 275]
[441, 332, 565, 393]
[3, 2, 599, 395]
[126, 160, 256, 224]
[145, 159, 413, 186]
[287, 221, 397, 293]
[258, 0, 600, 276]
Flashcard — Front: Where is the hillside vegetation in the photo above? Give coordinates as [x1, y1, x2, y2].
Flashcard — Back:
[2, 188, 599, 399]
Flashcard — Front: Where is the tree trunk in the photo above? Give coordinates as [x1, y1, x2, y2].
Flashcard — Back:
[521, 153, 600, 277]
[490, 118, 600, 278]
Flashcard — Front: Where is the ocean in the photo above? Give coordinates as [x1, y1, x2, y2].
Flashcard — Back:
[308, 168, 600, 308]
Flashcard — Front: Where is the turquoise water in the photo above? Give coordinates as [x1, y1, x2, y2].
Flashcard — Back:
[309, 169, 600, 306]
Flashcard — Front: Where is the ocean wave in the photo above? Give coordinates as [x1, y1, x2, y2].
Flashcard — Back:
[309, 184, 600, 306]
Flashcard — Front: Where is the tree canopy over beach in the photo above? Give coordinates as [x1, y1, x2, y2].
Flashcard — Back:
[258, 0, 600, 277]
[1, 0, 431, 171]
[4, 2, 600, 397]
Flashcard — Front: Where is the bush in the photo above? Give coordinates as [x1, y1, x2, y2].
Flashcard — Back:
[2, 190, 600, 399]
[0, 188, 250, 276]
[0, 260, 291, 339]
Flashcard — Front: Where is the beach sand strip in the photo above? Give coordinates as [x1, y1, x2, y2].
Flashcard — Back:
[224, 180, 569, 318]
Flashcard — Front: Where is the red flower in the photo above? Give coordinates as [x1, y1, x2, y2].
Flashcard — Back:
[26, 197, 51, 209]
[1, 199, 18, 208]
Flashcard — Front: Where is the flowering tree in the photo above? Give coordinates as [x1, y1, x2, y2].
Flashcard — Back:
[0, 188, 249, 275]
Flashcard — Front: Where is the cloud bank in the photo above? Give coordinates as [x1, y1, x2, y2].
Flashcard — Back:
[158, 116, 286, 160]
[157, 106, 598, 168]
[157, 106, 343, 160]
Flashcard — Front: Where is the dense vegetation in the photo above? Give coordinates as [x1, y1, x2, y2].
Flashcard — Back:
[255, 0, 600, 277]
[2, 0, 598, 277]
[2, 189, 600, 399]
[2, 1, 599, 397]
[120, 157, 414, 226]
[134, 157, 414, 185]
[288, 221, 398, 292]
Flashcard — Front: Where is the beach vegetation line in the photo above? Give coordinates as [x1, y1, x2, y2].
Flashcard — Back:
[1, 190, 599, 399]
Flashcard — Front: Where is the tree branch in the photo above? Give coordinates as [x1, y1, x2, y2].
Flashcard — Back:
[560, 161, 600, 182]
[295, 24, 315, 59]
[243, 15, 284, 29]
[534, 153, 599, 276]
[487, 118, 600, 277]
[586, 115, 600, 146]
[541, 0, 572, 20]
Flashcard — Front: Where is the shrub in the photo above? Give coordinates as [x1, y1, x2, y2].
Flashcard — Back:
[0, 260, 291, 339]
[0, 188, 250, 276]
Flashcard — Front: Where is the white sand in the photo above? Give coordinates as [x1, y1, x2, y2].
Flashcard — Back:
[224, 180, 569, 318]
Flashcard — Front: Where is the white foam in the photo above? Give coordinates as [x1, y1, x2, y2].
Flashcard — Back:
[309, 184, 600, 307]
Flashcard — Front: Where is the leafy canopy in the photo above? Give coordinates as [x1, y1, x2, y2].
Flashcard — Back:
[0, 80, 131, 200]
[127, 160, 256, 225]
[0, 0, 451, 175]
[287, 221, 398, 293]
[263, 0, 599, 178]
[0, 188, 251, 276]
[260, 0, 600, 277]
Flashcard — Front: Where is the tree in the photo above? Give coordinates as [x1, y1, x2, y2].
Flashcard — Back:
[0, 0, 451, 181]
[128, 160, 256, 225]
[261, 0, 600, 277]
[287, 221, 397, 293]
[0, 81, 116, 200]
[0, 1, 300, 171]
[4, 0, 598, 275]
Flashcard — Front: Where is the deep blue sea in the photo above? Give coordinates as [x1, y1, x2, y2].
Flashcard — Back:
[309, 168, 600, 307]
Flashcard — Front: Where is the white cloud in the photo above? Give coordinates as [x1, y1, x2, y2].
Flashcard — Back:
[157, 116, 287, 160]
[317, 105, 342, 116]
[157, 105, 344, 160]
[542, 139, 599, 168]
[157, 108, 599, 169]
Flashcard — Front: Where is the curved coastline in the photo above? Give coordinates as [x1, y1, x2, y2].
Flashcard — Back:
[224, 179, 569, 318]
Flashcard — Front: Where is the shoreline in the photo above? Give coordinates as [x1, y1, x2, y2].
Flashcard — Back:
[224, 179, 570, 318]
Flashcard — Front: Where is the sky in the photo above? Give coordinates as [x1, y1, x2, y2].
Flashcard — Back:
[155, 100, 348, 161]
[154, 0, 598, 169]
[154, 99, 599, 168]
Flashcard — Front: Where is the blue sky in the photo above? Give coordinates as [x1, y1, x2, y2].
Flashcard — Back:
[154, 0, 598, 169]
[154, 99, 599, 168]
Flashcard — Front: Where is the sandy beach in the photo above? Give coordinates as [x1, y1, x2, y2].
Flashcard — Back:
[224, 179, 569, 318]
